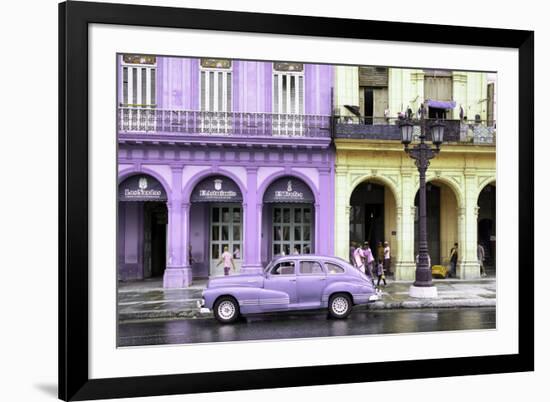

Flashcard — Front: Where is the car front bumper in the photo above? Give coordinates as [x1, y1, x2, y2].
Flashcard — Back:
[196, 298, 210, 314]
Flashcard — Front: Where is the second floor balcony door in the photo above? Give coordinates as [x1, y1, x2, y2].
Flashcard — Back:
[120, 56, 157, 132]
[273, 67, 304, 136]
[200, 64, 232, 135]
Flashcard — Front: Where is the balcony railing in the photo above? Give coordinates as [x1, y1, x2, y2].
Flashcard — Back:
[118, 108, 332, 138]
[334, 116, 496, 144]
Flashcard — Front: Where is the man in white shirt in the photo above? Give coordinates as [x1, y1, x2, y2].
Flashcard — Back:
[383, 241, 391, 276]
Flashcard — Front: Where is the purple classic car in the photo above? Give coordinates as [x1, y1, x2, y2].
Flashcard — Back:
[199, 255, 380, 323]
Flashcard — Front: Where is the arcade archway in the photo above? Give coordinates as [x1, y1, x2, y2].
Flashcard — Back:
[478, 183, 496, 276]
[117, 173, 168, 281]
[414, 180, 459, 269]
[188, 175, 244, 278]
[261, 176, 316, 263]
[349, 179, 397, 273]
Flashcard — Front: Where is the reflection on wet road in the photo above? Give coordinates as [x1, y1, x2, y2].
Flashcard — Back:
[118, 307, 496, 347]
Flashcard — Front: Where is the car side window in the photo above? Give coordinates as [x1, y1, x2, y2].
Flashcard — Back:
[299, 261, 325, 275]
[325, 262, 345, 274]
[271, 261, 295, 275]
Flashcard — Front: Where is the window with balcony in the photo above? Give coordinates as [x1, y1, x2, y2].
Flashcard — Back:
[199, 59, 232, 112]
[121, 54, 157, 108]
[119, 55, 157, 132]
[424, 70, 452, 119]
[273, 62, 304, 135]
[199, 59, 232, 134]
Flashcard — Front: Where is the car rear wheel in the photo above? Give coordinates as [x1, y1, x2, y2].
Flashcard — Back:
[213, 296, 240, 324]
[328, 293, 352, 319]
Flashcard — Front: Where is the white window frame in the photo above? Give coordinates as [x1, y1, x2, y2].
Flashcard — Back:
[272, 67, 305, 116]
[120, 58, 157, 108]
[198, 63, 233, 134]
[272, 64, 305, 136]
[199, 65, 233, 112]
[209, 204, 242, 276]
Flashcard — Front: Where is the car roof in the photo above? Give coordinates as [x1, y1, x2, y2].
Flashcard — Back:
[271, 254, 350, 265]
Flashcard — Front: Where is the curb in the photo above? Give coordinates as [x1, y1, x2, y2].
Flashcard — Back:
[118, 298, 496, 322]
[365, 298, 496, 310]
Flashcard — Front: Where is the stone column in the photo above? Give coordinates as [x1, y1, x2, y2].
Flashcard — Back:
[458, 171, 481, 279]
[334, 66, 359, 116]
[317, 168, 332, 255]
[241, 167, 263, 274]
[334, 168, 350, 260]
[452, 72, 468, 120]
[395, 169, 416, 280]
[163, 167, 192, 288]
[410, 70, 425, 112]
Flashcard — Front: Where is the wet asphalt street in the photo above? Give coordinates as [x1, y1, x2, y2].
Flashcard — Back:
[118, 307, 496, 347]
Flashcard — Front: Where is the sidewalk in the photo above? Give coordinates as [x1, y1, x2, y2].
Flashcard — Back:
[117, 277, 496, 322]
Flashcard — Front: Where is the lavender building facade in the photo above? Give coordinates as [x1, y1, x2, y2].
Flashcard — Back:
[117, 55, 335, 287]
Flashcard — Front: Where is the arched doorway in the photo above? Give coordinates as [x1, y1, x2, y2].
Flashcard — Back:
[414, 180, 459, 268]
[478, 183, 496, 276]
[261, 176, 315, 263]
[117, 174, 168, 281]
[189, 175, 243, 277]
[349, 179, 397, 272]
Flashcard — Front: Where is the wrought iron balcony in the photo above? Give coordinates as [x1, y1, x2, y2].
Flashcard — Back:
[118, 108, 332, 138]
[334, 116, 496, 144]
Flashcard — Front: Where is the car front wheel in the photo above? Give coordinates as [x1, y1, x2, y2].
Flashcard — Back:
[213, 296, 240, 323]
[328, 293, 352, 319]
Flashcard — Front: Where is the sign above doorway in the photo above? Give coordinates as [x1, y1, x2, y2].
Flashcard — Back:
[118, 174, 167, 202]
[190, 176, 243, 203]
[263, 177, 314, 203]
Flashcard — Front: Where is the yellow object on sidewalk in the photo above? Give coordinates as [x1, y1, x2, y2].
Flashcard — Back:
[431, 265, 449, 278]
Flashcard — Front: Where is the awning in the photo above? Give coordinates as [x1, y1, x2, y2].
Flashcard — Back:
[426, 99, 456, 110]
[263, 177, 314, 204]
[119, 174, 167, 202]
[190, 176, 242, 203]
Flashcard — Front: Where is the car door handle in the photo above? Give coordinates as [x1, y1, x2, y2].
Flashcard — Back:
[319, 277, 326, 280]
[289, 278, 296, 282]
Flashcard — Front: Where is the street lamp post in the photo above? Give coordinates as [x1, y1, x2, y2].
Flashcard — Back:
[400, 108, 445, 298]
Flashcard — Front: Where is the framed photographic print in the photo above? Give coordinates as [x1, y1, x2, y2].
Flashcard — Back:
[59, 1, 534, 400]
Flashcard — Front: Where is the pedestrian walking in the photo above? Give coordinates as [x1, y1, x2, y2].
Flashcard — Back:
[449, 242, 459, 278]
[478, 243, 487, 277]
[383, 241, 391, 276]
[376, 258, 387, 287]
[363, 241, 375, 284]
[376, 241, 384, 263]
[353, 244, 366, 274]
[349, 241, 357, 266]
[217, 245, 235, 276]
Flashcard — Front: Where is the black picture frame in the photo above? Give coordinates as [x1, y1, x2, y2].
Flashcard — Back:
[59, 1, 534, 400]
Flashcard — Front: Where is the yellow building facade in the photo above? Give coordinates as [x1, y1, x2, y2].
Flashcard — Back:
[333, 66, 496, 280]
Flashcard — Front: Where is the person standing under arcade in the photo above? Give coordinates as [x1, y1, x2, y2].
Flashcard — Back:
[217, 245, 236, 276]
[353, 243, 365, 274]
[383, 241, 391, 277]
[449, 242, 459, 278]
[363, 241, 375, 284]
